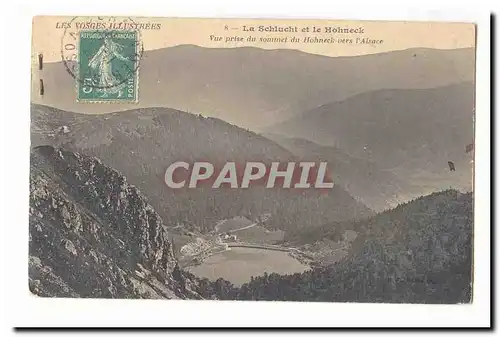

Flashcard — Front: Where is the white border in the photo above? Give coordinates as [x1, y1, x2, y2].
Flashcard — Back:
[1, 0, 492, 329]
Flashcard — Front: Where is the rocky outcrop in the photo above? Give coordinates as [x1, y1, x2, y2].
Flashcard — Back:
[29, 145, 202, 299]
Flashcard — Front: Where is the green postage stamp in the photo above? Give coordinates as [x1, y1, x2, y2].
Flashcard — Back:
[76, 30, 140, 102]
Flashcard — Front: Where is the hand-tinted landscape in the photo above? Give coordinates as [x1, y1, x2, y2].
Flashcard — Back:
[30, 39, 475, 302]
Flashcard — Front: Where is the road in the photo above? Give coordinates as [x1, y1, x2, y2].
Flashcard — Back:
[214, 219, 258, 234]
[228, 222, 258, 233]
[227, 242, 297, 253]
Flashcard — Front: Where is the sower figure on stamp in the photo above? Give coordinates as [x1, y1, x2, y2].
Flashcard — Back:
[88, 35, 130, 98]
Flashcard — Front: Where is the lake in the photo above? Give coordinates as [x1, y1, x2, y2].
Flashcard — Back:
[187, 247, 309, 286]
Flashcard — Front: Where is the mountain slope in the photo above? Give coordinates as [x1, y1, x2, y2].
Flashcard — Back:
[268, 82, 474, 193]
[263, 134, 417, 210]
[29, 145, 201, 298]
[31, 104, 373, 236]
[33, 46, 475, 129]
[200, 190, 473, 303]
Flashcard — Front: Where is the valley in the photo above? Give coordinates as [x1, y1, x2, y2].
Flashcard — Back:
[173, 215, 357, 285]
[28, 143, 473, 303]
[29, 43, 475, 303]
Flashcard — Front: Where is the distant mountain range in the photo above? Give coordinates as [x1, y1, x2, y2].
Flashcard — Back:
[266, 82, 474, 196]
[33, 46, 475, 129]
[31, 104, 373, 236]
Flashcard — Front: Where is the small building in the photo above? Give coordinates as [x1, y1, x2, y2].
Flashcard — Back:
[57, 125, 70, 134]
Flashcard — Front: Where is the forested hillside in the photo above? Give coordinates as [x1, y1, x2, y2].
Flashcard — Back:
[190, 190, 473, 303]
[263, 135, 416, 210]
[31, 104, 372, 235]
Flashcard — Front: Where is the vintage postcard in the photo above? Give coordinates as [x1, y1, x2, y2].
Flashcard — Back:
[30, 16, 475, 303]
